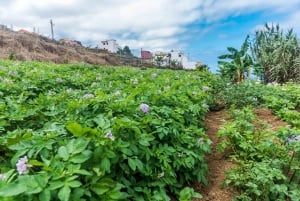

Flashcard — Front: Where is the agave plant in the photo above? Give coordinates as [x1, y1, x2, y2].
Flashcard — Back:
[251, 23, 300, 83]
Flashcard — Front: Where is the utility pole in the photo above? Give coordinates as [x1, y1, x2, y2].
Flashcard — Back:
[50, 19, 54, 40]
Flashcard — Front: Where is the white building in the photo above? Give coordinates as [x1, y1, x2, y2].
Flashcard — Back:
[101, 39, 120, 53]
[154, 50, 196, 70]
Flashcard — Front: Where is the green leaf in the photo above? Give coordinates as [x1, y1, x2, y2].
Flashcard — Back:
[128, 158, 136, 171]
[67, 138, 90, 155]
[66, 122, 84, 137]
[109, 190, 128, 200]
[68, 180, 82, 188]
[39, 189, 51, 201]
[135, 158, 144, 171]
[0, 183, 26, 197]
[74, 169, 93, 176]
[58, 146, 69, 161]
[91, 186, 110, 196]
[58, 185, 71, 201]
[48, 181, 64, 190]
[179, 187, 202, 201]
[70, 150, 92, 163]
[18, 175, 43, 194]
[138, 139, 150, 146]
[100, 157, 111, 172]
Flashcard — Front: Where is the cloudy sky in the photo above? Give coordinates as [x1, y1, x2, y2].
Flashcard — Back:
[1, 0, 300, 71]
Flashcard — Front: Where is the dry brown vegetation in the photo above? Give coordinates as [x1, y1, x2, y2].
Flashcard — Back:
[0, 29, 120, 65]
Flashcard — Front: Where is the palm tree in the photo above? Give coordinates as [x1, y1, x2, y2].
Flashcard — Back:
[155, 56, 164, 67]
[218, 35, 253, 82]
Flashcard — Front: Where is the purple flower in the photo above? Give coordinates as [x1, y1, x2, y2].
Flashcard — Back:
[288, 135, 300, 143]
[56, 78, 63, 83]
[140, 103, 149, 113]
[202, 86, 209, 92]
[16, 156, 32, 175]
[198, 138, 204, 143]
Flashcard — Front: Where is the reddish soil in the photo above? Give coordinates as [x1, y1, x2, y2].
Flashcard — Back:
[254, 108, 288, 131]
[193, 108, 288, 201]
[193, 110, 235, 201]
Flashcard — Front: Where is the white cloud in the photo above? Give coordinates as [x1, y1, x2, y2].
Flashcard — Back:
[0, 0, 299, 52]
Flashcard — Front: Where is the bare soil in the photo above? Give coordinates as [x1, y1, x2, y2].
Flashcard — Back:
[193, 108, 288, 201]
[193, 110, 235, 201]
[254, 108, 287, 131]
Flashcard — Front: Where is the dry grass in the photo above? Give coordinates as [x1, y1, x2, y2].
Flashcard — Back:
[0, 29, 120, 65]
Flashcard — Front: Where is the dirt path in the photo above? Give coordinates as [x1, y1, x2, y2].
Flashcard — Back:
[193, 110, 235, 201]
[192, 108, 287, 201]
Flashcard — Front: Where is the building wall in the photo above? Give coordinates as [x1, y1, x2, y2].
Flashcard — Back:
[101, 39, 119, 53]
[170, 50, 196, 69]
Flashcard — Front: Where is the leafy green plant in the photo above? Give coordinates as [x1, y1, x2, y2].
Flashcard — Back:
[218, 35, 253, 83]
[0, 60, 216, 200]
[251, 23, 300, 83]
[218, 106, 300, 201]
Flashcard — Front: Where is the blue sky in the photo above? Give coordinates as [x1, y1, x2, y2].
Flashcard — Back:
[0, 0, 300, 72]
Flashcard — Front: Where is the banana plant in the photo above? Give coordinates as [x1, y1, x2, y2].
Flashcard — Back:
[218, 35, 253, 83]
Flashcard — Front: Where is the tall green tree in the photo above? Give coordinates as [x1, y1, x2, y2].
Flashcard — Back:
[218, 35, 253, 82]
[251, 23, 300, 83]
[117, 45, 133, 56]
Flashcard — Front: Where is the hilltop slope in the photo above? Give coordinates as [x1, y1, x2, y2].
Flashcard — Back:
[0, 29, 120, 65]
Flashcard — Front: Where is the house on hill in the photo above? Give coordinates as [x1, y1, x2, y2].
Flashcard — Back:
[101, 39, 120, 53]
[153, 50, 197, 69]
[141, 49, 153, 63]
[169, 50, 196, 70]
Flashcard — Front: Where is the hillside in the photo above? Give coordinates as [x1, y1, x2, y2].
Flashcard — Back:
[0, 29, 122, 65]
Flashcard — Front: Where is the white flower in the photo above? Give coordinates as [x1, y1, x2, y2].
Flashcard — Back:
[164, 86, 170, 91]
[132, 78, 138, 84]
[198, 138, 204, 143]
[91, 82, 97, 87]
[157, 172, 164, 178]
[114, 91, 121, 96]
[83, 94, 94, 99]
[202, 86, 209, 92]
[202, 103, 209, 108]
[0, 174, 6, 180]
[66, 88, 72, 94]
[151, 73, 157, 78]
[105, 131, 115, 140]
[56, 78, 63, 83]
